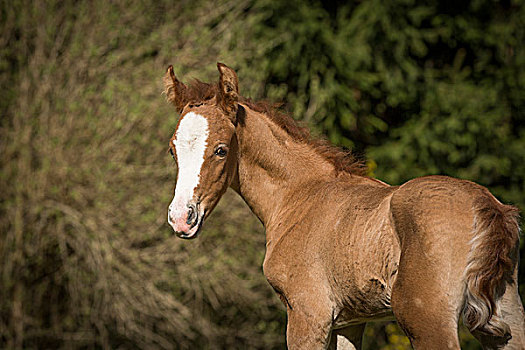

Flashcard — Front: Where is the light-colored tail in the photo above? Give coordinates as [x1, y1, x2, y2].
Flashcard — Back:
[463, 196, 520, 338]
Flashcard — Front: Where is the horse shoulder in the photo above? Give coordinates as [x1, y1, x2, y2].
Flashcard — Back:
[260, 179, 366, 308]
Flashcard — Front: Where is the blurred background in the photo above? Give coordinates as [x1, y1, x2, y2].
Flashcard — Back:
[1, 0, 524, 348]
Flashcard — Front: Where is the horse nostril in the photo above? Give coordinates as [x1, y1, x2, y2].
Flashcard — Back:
[186, 204, 197, 226]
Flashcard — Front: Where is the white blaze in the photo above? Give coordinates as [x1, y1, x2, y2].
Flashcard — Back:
[168, 112, 209, 223]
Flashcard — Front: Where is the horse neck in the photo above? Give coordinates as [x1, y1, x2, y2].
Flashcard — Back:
[231, 104, 336, 227]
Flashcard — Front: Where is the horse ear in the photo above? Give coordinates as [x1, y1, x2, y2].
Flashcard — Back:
[164, 65, 187, 113]
[217, 62, 239, 122]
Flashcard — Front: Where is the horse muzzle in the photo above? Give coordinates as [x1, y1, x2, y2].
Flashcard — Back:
[168, 202, 204, 239]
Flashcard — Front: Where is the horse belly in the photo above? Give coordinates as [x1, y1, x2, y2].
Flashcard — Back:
[332, 272, 396, 329]
[333, 308, 395, 329]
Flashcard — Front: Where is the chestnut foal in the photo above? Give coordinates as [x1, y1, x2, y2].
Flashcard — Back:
[164, 63, 524, 349]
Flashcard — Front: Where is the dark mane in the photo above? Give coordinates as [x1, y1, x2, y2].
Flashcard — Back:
[182, 79, 218, 105]
[182, 80, 367, 176]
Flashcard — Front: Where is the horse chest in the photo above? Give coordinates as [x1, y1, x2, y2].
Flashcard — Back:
[262, 242, 297, 295]
[262, 235, 321, 304]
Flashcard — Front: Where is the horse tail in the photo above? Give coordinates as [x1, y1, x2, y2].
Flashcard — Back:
[462, 195, 520, 338]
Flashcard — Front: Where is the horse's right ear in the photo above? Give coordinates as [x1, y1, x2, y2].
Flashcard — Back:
[164, 65, 187, 113]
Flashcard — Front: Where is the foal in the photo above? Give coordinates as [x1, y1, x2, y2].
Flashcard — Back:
[164, 63, 524, 349]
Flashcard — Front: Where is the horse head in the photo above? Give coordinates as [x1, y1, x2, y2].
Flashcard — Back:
[164, 63, 240, 239]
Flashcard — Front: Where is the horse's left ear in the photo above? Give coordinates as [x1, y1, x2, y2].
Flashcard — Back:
[217, 62, 239, 123]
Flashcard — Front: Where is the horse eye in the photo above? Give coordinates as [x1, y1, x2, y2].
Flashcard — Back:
[169, 148, 175, 159]
[214, 146, 227, 157]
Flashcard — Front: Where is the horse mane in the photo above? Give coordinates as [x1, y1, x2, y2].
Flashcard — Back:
[181, 79, 367, 176]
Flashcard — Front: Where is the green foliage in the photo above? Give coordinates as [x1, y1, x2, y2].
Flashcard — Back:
[1, 0, 523, 349]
